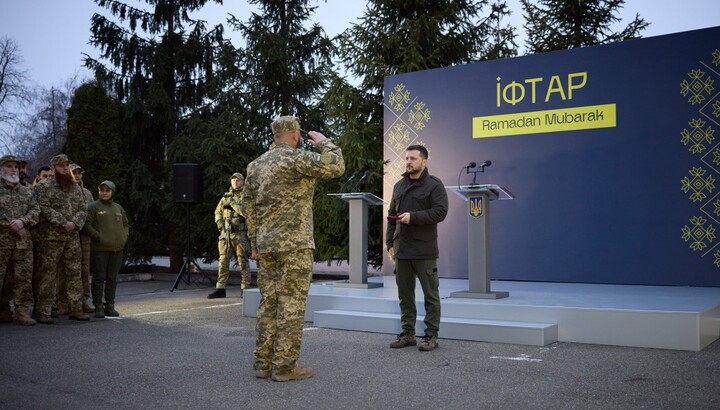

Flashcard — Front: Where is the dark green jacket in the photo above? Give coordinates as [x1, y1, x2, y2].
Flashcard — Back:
[386, 167, 448, 259]
[85, 199, 129, 252]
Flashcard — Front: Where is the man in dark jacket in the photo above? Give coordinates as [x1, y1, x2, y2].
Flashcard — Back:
[386, 144, 448, 351]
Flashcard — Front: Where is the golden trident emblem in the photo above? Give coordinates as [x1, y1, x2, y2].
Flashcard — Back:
[469, 196, 483, 218]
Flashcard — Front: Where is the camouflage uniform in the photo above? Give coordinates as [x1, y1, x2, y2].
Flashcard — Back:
[34, 159, 88, 320]
[244, 116, 344, 375]
[0, 157, 40, 324]
[79, 185, 93, 304]
[214, 179, 251, 290]
[57, 182, 93, 312]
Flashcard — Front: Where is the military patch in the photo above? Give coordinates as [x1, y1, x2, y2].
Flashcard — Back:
[316, 153, 335, 165]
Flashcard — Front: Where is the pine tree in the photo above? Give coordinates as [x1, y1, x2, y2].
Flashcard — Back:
[323, 0, 517, 266]
[521, 0, 648, 53]
[84, 0, 226, 267]
[224, 0, 340, 265]
[168, 104, 264, 261]
[64, 82, 163, 263]
[65, 82, 125, 196]
[226, 0, 334, 142]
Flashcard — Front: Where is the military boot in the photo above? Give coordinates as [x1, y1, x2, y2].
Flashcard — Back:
[418, 334, 439, 351]
[94, 305, 105, 318]
[255, 369, 271, 379]
[68, 310, 90, 321]
[56, 303, 69, 317]
[271, 366, 314, 382]
[82, 301, 94, 314]
[207, 288, 226, 299]
[390, 332, 417, 348]
[36, 314, 54, 324]
[104, 303, 120, 317]
[13, 306, 36, 326]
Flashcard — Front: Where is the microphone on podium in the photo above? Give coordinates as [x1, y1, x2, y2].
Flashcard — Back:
[460, 160, 492, 186]
[353, 170, 370, 192]
[342, 171, 359, 191]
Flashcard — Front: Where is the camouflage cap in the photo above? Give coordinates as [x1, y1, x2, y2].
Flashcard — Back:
[50, 154, 71, 166]
[98, 180, 116, 191]
[17, 158, 28, 165]
[231, 172, 244, 180]
[0, 155, 19, 167]
[271, 115, 300, 136]
[70, 163, 84, 173]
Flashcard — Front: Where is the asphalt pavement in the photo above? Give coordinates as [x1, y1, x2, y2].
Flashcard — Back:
[1, 277, 719, 410]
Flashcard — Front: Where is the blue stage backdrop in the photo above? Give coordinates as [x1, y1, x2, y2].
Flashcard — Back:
[382, 26, 720, 286]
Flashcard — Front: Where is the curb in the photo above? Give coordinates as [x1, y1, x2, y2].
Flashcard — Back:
[117, 271, 367, 283]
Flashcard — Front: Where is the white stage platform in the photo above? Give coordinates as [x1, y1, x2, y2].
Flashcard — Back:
[242, 276, 720, 351]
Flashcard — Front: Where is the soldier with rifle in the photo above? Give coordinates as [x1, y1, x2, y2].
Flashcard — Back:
[208, 173, 251, 298]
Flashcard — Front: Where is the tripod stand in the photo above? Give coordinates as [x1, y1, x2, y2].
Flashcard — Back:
[171, 203, 214, 292]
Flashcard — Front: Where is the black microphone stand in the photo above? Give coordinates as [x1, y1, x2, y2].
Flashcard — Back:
[171, 203, 213, 291]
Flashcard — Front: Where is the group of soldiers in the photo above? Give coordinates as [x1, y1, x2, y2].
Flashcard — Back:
[0, 153, 108, 325]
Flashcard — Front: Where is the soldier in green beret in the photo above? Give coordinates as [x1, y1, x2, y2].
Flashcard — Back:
[0, 155, 39, 325]
[245, 116, 345, 382]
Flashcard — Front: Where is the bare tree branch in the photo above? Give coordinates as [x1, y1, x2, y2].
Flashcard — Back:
[0, 37, 32, 122]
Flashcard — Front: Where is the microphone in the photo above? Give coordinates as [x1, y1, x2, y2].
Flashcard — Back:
[341, 171, 359, 191]
[353, 170, 370, 192]
[461, 160, 492, 186]
[345, 171, 359, 184]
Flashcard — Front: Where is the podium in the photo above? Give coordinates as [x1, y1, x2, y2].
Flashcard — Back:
[446, 184, 515, 299]
[328, 192, 384, 288]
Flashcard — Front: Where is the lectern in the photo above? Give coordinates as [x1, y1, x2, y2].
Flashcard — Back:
[446, 184, 515, 299]
[328, 192, 384, 288]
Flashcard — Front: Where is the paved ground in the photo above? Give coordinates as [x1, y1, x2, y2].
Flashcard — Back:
[1, 278, 719, 410]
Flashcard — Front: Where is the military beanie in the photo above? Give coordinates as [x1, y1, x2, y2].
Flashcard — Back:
[50, 154, 70, 166]
[271, 116, 300, 136]
[99, 180, 117, 191]
[231, 172, 244, 180]
[0, 155, 19, 167]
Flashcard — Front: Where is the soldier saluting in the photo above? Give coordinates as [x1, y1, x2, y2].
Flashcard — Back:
[208, 172, 251, 298]
[244, 116, 345, 382]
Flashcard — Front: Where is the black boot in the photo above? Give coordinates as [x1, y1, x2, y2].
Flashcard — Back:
[207, 288, 226, 299]
[104, 303, 120, 317]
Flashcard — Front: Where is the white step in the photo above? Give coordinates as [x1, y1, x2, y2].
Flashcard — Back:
[313, 309, 558, 346]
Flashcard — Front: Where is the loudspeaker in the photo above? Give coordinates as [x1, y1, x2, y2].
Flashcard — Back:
[173, 163, 203, 203]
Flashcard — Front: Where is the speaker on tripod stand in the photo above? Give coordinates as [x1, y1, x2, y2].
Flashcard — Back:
[171, 163, 213, 291]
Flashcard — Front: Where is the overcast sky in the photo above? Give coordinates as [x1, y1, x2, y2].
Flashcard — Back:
[1, 0, 719, 88]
